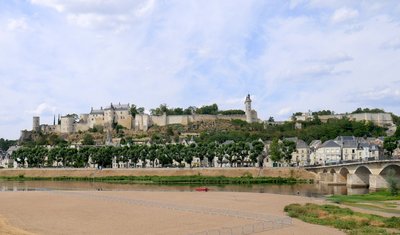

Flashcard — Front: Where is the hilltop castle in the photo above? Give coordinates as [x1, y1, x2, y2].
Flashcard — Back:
[29, 95, 259, 135]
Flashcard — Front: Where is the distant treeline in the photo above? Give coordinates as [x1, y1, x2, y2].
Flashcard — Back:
[198, 117, 389, 144]
[0, 138, 16, 151]
[149, 103, 244, 116]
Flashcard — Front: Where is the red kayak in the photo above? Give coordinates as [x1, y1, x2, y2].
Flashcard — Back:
[195, 187, 209, 192]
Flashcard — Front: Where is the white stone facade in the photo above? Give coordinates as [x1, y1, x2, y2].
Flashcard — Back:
[31, 96, 259, 134]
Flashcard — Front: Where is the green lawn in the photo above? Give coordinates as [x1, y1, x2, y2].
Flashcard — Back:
[328, 191, 400, 203]
[327, 191, 400, 214]
[284, 203, 400, 235]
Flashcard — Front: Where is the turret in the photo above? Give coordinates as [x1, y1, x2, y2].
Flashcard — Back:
[244, 94, 252, 123]
[32, 116, 40, 132]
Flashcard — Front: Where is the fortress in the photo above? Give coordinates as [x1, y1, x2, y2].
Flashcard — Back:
[28, 95, 259, 135]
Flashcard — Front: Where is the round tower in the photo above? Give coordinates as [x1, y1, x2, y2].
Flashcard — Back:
[32, 116, 40, 132]
[244, 94, 252, 123]
[60, 116, 75, 134]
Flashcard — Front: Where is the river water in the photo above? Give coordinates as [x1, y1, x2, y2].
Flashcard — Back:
[0, 180, 369, 197]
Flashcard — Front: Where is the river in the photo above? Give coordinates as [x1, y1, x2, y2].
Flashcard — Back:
[0, 180, 369, 196]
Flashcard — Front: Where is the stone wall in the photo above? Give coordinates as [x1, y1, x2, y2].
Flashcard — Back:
[0, 168, 316, 179]
[318, 113, 393, 127]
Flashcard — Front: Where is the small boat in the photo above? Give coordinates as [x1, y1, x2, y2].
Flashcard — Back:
[195, 187, 209, 192]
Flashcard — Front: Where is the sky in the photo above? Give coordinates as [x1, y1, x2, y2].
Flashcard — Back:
[1, 0, 400, 139]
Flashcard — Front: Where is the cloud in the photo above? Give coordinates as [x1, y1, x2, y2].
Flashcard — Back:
[31, 103, 57, 116]
[319, 52, 353, 64]
[382, 37, 400, 50]
[7, 18, 29, 31]
[1, 1, 400, 138]
[277, 107, 292, 116]
[331, 7, 359, 23]
[30, 0, 155, 30]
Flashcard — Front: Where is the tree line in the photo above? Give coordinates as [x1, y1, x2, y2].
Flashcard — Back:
[12, 141, 265, 168]
[148, 103, 244, 116]
[198, 117, 387, 144]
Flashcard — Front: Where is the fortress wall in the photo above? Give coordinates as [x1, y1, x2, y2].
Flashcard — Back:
[167, 115, 189, 125]
[151, 115, 167, 126]
[80, 114, 89, 123]
[318, 115, 343, 123]
[116, 116, 133, 129]
[318, 113, 393, 126]
[75, 123, 90, 132]
[217, 115, 246, 121]
[192, 115, 218, 122]
[350, 113, 393, 126]
[89, 115, 105, 128]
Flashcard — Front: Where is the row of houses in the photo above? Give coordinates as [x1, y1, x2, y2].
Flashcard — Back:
[284, 136, 386, 167]
[0, 146, 18, 168]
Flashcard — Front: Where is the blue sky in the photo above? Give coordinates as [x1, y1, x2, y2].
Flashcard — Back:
[1, 0, 400, 139]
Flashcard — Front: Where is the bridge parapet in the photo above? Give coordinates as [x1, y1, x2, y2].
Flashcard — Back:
[305, 160, 400, 190]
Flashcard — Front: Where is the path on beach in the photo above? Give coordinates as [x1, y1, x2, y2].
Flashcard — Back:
[0, 191, 343, 235]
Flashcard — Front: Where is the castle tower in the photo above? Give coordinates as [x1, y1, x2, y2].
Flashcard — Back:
[32, 116, 40, 132]
[244, 94, 252, 123]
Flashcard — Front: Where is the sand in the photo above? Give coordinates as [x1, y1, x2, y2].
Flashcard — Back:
[0, 191, 343, 235]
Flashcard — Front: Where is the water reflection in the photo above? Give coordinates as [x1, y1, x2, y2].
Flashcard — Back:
[0, 180, 370, 196]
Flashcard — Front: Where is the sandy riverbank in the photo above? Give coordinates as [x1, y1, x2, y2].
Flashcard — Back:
[0, 190, 343, 235]
[0, 167, 316, 179]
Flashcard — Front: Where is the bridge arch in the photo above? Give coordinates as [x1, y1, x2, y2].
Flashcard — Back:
[354, 165, 372, 175]
[352, 165, 372, 188]
[322, 169, 328, 173]
[339, 167, 349, 178]
[379, 164, 400, 177]
[329, 169, 336, 174]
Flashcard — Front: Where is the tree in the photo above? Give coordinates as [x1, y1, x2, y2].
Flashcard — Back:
[387, 169, 399, 196]
[82, 134, 95, 145]
[394, 126, 400, 138]
[384, 137, 398, 157]
[269, 139, 283, 163]
[268, 117, 275, 122]
[282, 140, 296, 164]
[196, 104, 218, 115]
[183, 106, 197, 115]
[0, 138, 16, 151]
[137, 107, 145, 114]
[352, 108, 385, 114]
[150, 104, 169, 115]
[130, 105, 145, 117]
[249, 141, 264, 166]
[130, 104, 138, 117]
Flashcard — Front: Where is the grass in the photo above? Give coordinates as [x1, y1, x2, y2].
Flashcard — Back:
[0, 175, 313, 185]
[328, 191, 400, 204]
[327, 191, 400, 214]
[284, 203, 400, 234]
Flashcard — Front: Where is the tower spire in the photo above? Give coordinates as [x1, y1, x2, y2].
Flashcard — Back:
[244, 94, 252, 123]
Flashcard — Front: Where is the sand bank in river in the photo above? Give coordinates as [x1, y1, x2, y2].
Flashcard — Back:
[0, 191, 343, 235]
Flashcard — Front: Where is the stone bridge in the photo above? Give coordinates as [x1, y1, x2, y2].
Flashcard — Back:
[305, 160, 400, 189]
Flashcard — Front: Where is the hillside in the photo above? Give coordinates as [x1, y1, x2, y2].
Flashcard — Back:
[18, 116, 396, 146]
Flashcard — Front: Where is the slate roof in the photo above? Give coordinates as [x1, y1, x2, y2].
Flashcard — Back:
[335, 136, 356, 142]
[320, 140, 341, 148]
[296, 139, 309, 149]
[309, 140, 321, 147]
[104, 103, 130, 111]
[343, 140, 357, 148]
[90, 109, 104, 115]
